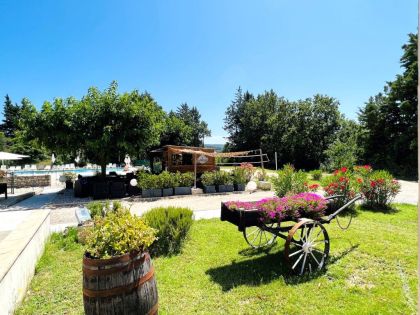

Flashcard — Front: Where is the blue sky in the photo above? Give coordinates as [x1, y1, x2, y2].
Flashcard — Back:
[0, 0, 416, 144]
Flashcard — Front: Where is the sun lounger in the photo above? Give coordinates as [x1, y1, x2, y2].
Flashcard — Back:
[69, 163, 75, 169]
[44, 165, 51, 170]
[15, 166, 21, 170]
[24, 165, 30, 170]
[30, 165, 37, 170]
[0, 165, 7, 171]
[9, 166, 15, 171]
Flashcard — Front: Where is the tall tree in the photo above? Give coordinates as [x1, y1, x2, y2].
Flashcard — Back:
[175, 103, 211, 147]
[159, 111, 193, 146]
[1, 95, 21, 138]
[22, 82, 166, 176]
[358, 33, 417, 177]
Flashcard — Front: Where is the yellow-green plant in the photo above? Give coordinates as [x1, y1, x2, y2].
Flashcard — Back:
[85, 208, 156, 259]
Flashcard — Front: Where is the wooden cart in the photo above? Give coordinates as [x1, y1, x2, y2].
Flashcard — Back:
[220, 195, 362, 275]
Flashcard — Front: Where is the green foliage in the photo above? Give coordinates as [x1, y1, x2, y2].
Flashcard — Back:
[323, 119, 362, 171]
[200, 171, 215, 186]
[356, 169, 401, 210]
[213, 170, 233, 185]
[159, 112, 193, 146]
[231, 167, 247, 184]
[0, 94, 21, 138]
[85, 208, 156, 259]
[158, 170, 176, 188]
[176, 171, 195, 187]
[224, 88, 341, 169]
[271, 164, 308, 197]
[310, 170, 322, 181]
[358, 33, 417, 177]
[50, 227, 79, 251]
[142, 207, 193, 256]
[21, 82, 166, 176]
[86, 200, 123, 218]
[175, 103, 211, 146]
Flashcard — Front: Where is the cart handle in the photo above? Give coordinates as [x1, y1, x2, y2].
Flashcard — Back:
[325, 194, 363, 223]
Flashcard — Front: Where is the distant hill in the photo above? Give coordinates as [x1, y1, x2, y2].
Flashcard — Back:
[205, 144, 224, 152]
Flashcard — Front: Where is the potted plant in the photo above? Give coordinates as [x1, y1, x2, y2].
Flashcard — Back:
[174, 172, 193, 195]
[137, 172, 162, 198]
[83, 208, 158, 314]
[231, 167, 247, 191]
[201, 171, 216, 193]
[214, 170, 234, 193]
[159, 171, 175, 197]
[63, 172, 77, 189]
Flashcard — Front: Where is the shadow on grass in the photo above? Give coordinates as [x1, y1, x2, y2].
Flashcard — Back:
[206, 243, 359, 291]
[358, 203, 399, 214]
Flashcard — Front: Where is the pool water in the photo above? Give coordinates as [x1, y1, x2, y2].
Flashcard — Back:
[11, 167, 125, 176]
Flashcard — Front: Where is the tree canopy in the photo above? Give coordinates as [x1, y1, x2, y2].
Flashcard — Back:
[224, 88, 342, 169]
[358, 33, 417, 177]
[22, 82, 166, 175]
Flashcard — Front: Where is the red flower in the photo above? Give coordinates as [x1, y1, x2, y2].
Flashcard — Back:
[370, 181, 376, 188]
[357, 178, 363, 184]
[340, 167, 347, 173]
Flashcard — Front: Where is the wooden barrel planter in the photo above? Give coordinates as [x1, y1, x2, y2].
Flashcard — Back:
[83, 251, 158, 315]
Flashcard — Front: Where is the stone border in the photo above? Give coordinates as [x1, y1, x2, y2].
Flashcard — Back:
[0, 210, 50, 314]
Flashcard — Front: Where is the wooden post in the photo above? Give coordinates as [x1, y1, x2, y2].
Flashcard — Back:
[259, 149, 264, 170]
[194, 153, 197, 189]
[275, 151, 278, 170]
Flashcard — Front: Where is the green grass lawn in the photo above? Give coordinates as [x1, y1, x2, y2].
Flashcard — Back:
[17, 204, 417, 314]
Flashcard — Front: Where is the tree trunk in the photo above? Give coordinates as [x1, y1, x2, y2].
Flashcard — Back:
[101, 163, 106, 177]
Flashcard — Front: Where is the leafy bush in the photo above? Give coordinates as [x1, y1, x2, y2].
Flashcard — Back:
[87, 200, 123, 218]
[137, 171, 154, 189]
[143, 207, 193, 256]
[213, 170, 233, 185]
[85, 208, 156, 259]
[322, 167, 357, 208]
[174, 171, 194, 187]
[310, 170, 322, 181]
[231, 167, 247, 184]
[201, 171, 215, 186]
[271, 164, 308, 197]
[159, 171, 176, 188]
[357, 170, 401, 209]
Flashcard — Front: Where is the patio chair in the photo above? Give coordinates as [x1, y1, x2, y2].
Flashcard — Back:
[24, 165, 30, 170]
[15, 166, 21, 170]
[9, 166, 15, 171]
[0, 165, 7, 171]
[30, 165, 37, 170]
[110, 181, 126, 199]
[92, 181, 110, 200]
[44, 165, 51, 170]
[70, 163, 75, 169]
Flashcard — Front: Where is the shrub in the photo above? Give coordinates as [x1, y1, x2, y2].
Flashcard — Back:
[87, 200, 123, 218]
[50, 227, 80, 250]
[137, 171, 154, 189]
[357, 170, 401, 209]
[175, 171, 195, 187]
[201, 171, 215, 186]
[214, 170, 233, 185]
[271, 164, 308, 197]
[322, 167, 357, 207]
[231, 167, 247, 184]
[85, 208, 156, 259]
[158, 171, 176, 188]
[142, 207, 193, 256]
[63, 172, 77, 182]
[311, 170, 322, 181]
[240, 162, 255, 181]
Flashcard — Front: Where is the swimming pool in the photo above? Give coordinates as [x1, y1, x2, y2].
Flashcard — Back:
[11, 167, 126, 176]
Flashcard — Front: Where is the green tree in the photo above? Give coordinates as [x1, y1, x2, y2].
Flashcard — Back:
[1, 95, 21, 138]
[160, 111, 193, 146]
[176, 103, 211, 146]
[23, 82, 166, 176]
[358, 33, 417, 177]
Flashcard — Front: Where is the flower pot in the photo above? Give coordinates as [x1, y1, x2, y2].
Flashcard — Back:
[234, 183, 245, 191]
[83, 251, 158, 315]
[174, 187, 191, 195]
[151, 188, 162, 198]
[162, 188, 174, 197]
[203, 185, 216, 194]
[141, 189, 153, 198]
[217, 184, 234, 193]
[65, 180, 74, 189]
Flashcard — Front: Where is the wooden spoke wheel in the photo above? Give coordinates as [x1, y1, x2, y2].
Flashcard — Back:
[243, 223, 278, 249]
[284, 219, 330, 275]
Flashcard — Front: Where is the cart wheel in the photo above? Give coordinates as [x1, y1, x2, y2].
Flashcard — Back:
[284, 219, 330, 275]
[243, 223, 277, 249]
